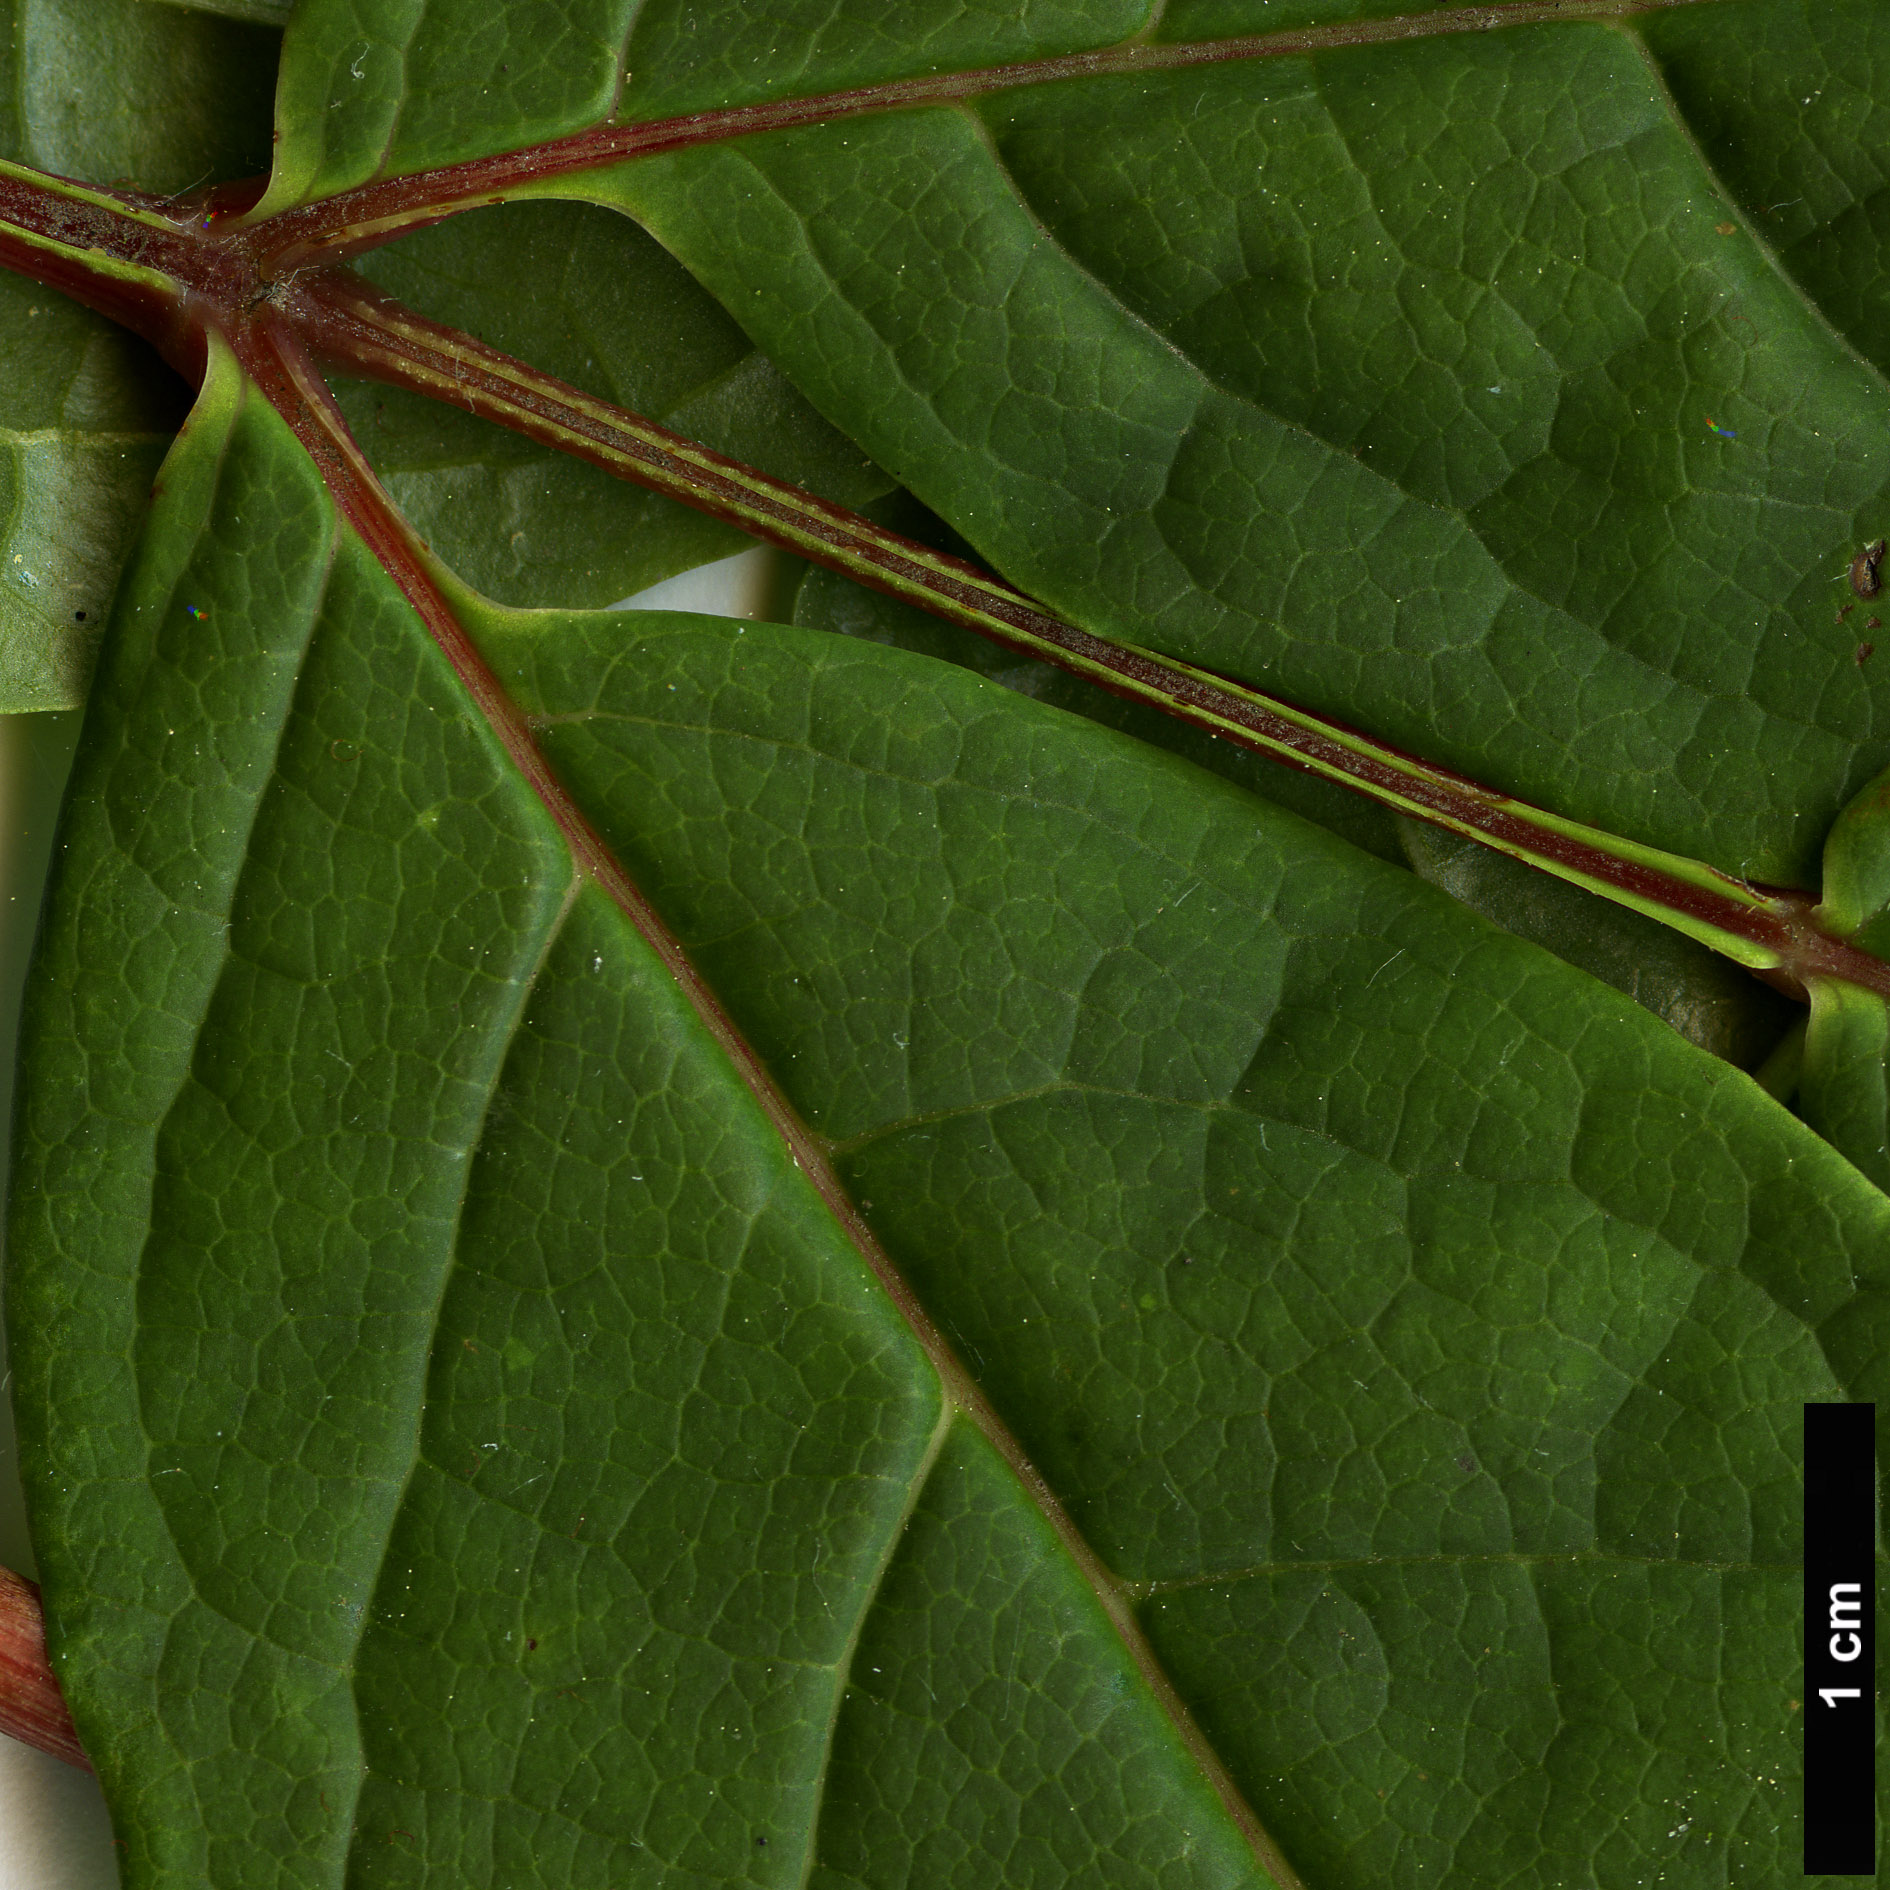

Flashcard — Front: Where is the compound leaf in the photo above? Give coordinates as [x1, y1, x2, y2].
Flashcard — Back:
[7, 5, 1890, 1888]
[10, 331, 1883, 1888]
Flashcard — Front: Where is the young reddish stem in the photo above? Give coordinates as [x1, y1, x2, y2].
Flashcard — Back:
[0, 1569, 86, 1770]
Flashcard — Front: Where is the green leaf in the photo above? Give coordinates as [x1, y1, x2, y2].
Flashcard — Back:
[267, 0, 1890, 881]
[583, 20, 1890, 888]
[259, 0, 1152, 211]
[1798, 762, 1890, 1183]
[787, 515, 1802, 1067]
[1639, 0, 1890, 380]
[5, 4, 1890, 1887]
[335, 198, 894, 609]
[145, 1, 291, 22]
[0, 0, 277, 710]
[0, 271, 177, 711]
[16, 337, 1882, 1887]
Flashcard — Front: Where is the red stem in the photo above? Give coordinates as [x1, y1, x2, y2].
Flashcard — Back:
[0, 1568, 87, 1770]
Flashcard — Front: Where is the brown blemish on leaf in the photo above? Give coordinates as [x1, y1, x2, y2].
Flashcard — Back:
[1856, 643, 1874, 667]
[1714, 221, 1737, 235]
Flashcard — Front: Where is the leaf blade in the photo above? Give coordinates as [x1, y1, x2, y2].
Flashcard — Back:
[11, 5, 1890, 1885]
[21, 368, 1888, 1877]
[476, 594, 1886, 1882]
[578, 17, 1890, 884]
[333, 197, 894, 610]
[0, 0, 279, 710]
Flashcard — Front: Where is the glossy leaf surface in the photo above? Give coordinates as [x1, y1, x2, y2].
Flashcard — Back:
[5, 4, 1889, 1888]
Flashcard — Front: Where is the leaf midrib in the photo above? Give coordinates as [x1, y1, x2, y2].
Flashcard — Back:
[7, 11, 1850, 1865]
[232, 313, 1307, 1884]
[251, 0, 1726, 260]
[0, 144, 1841, 991]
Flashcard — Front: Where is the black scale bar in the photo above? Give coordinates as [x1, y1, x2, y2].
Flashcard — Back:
[1805, 1402, 1877, 1876]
